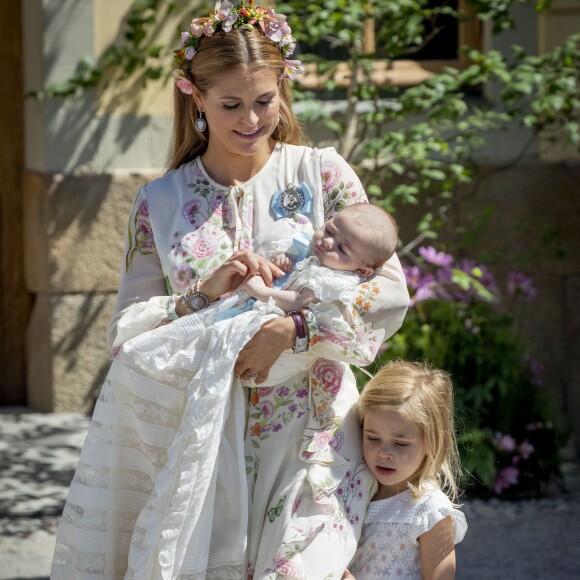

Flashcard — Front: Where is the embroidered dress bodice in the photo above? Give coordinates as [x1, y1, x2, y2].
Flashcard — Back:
[349, 488, 467, 580]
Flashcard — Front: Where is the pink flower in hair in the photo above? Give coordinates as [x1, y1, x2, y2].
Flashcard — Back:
[172, 69, 195, 95]
[185, 46, 197, 60]
[260, 8, 291, 43]
[283, 59, 305, 80]
[215, 0, 238, 32]
[180, 32, 190, 48]
[191, 17, 214, 37]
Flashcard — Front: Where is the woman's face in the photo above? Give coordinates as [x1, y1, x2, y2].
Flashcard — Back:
[192, 65, 280, 160]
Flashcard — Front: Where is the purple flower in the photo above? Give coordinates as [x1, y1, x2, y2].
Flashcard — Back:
[272, 423, 283, 432]
[289, 404, 298, 413]
[525, 355, 545, 387]
[180, 32, 190, 47]
[260, 8, 291, 43]
[260, 401, 274, 418]
[330, 430, 344, 451]
[493, 432, 517, 452]
[182, 199, 202, 224]
[519, 440, 535, 459]
[507, 271, 537, 302]
[494, 466, 519, 494]
[419, 246, 454, 267]
[296, 388, 308, 398]
[276, 386, 290, 397]
[215, 1, 238, 32]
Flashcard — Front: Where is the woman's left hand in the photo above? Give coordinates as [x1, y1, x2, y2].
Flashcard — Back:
[234, 315, 296, 383]
[200, 249, 284, 301]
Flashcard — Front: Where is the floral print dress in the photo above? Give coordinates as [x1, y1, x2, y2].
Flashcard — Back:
[51, 143, 409, 580]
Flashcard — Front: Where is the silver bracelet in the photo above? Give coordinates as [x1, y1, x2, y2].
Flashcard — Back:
[180, 279, 210, 314]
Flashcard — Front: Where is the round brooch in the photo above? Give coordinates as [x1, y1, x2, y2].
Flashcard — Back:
[279, 184, 305, 214]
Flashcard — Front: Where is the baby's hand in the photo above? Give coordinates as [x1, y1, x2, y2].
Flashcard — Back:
[272, 253, 294, 273]
[342, 570, 356, 579]
[242, 274, 269, 300]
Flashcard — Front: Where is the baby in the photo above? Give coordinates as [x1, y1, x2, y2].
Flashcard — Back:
[243, 202, 398, 311]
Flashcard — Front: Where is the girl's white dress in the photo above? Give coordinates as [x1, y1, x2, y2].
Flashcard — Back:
[348, 489, 468, 580]
[51, 143, 410, 580]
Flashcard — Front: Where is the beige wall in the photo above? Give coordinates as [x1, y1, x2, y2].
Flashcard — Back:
[538, 0, 580, 161]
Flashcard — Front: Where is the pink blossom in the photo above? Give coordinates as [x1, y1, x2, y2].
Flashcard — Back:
[171, 264, 192, 289]
[191, 236, 217, 258]
[419, 246, 454, 267]
[283, 59, 305, 80]
[257, 387, 274, 397]
[136, 218, 152, 237]
[313, 430, 332, 449]
[275, 555, 299, 576]
[215, 0, 238, 32]
[180, 32, 190, 47]
[138, 199, 149, 216]
[312, 360, 343, 395]
[321, 161, 340, 190]
[260, 401, 274, 418]
[260, 9, 291, 43]
[191, 17, 214, 37]
[493, 466, 519, 494]
[171, 69, 195, 95]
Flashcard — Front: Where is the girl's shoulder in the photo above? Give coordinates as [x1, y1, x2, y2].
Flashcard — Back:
[411, 488, 468, 544]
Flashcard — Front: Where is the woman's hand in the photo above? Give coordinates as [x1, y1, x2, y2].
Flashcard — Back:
[200, 250, 285, 302]
[234, 315, 296, 383]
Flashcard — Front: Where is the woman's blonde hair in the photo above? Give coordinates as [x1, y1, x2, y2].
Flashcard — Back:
[358, 359, 461, 504]
[168, 28, 307, 170]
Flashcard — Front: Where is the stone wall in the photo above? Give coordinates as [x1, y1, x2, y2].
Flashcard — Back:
[23, 171, 157, 411]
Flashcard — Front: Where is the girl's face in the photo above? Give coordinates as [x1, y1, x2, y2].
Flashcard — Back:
[192, 65, 280, 162]
[362, 407, 427, 499]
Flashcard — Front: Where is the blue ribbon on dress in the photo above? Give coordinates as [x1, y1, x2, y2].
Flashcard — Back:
[273, 231, 312, 288]
[270, 182, 313, 219]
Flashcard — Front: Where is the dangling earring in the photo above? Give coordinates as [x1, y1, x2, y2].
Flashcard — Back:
[195, 110, 207, 133]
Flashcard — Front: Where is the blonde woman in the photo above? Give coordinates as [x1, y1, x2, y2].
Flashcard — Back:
[51, 2, 409, 578]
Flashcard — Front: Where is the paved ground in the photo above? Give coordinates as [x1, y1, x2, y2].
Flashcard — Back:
[0, 408, 579, 579]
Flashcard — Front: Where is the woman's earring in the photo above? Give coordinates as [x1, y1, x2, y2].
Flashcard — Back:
[195, 110, 207, 133]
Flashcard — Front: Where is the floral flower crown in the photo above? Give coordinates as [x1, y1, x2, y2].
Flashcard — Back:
[172, 0, 305, 95]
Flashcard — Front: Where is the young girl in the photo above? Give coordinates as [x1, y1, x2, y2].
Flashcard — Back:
[345, 360, 467, 579]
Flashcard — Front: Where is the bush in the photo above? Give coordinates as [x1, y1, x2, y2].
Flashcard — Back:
[356, 247, 565, 498]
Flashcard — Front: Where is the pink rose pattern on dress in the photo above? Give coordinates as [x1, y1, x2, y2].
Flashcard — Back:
[311, 360, 343, 396]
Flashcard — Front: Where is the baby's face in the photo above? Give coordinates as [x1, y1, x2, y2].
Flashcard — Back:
[311, 212, 373, 276]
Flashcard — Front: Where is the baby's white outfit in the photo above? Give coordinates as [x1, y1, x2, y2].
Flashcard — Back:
[349, 488, 467, 579]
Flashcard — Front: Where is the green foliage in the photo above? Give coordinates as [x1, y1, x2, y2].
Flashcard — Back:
[355, 254, 566, 497]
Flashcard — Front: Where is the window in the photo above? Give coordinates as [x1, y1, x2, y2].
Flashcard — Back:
[296, 0, 482, 90]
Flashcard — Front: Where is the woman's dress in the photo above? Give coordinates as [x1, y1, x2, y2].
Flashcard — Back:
[51, 143, 409, 579]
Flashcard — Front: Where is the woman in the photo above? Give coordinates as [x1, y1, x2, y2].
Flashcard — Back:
[52, 2, 409, 578]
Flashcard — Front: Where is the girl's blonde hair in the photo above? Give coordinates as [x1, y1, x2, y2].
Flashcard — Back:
[168, 28, 307, 170]
[358, 359, 461, 504]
